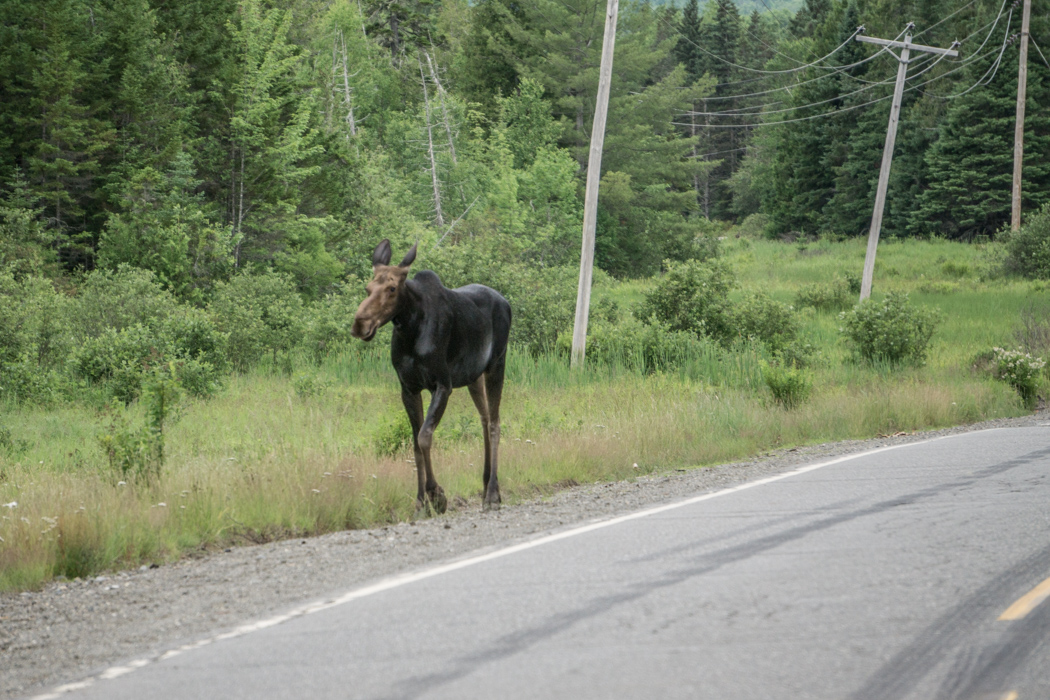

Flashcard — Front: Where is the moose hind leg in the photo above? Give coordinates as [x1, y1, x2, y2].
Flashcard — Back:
[482, 360, 505, 510]
[467, 375, 492, 490]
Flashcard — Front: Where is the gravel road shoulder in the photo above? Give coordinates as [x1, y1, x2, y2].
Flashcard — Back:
[3, 413, 1048, 699]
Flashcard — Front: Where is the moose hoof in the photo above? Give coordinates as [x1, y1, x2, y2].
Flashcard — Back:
[482, 496, 501, 512]
[427, 488, 448, 515]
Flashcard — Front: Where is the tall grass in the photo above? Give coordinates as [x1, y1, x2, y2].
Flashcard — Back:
[0, 238, 1042, 591]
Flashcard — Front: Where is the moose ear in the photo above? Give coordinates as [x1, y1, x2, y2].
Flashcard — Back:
[399, 242, 418, 268]
[371, 239, 392, 267]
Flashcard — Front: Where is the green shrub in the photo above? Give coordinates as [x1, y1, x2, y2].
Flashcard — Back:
[73, 325, 172, 404]
[72, 317, 225, 403]
[558, 314, 713, 374]
[844, 271, 861, 296]
[292, 372, 331, 399]
[1003, 203, 1050, 279]
[0, 274, 70, 404]
[160, 307, 229, 373]
[992, 347, 1045, 409]
[73, 266, 178, 339]
[0, 425, 30, 458]
[735, 293, 798, 352]
[795, 276, 853, 312]
[97, 370, 182, 484]
[840, 292, 940, 365]
[941, 260, 971, 278]
[776, 340, 819, 369]
[640, 258, 737, 345]
[302, 279, 363, 362]
[209, 270, 304, 370]
[916, 280, 959, 294]
[373, 408, 413, 457]
[762, 362, 812, 409]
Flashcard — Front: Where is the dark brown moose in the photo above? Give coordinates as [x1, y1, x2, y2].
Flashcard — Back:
[351, 239, 512, 513]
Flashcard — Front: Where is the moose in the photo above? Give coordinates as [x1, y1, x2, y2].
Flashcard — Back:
[350, 240, 512, 513]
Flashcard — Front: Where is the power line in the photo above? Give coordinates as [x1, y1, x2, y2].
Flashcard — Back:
[945, 0, 1009, 62]
[925, 9, 1014, 99]
[661, 8, 865, 77]
[686, 52, 944, 119]
[911, 0, 979, 40]
[1029, 34, 1050, 69]
[668, 39, 1005, 130]
[685, 69, 898, 117]
[695, 43, 900, 102]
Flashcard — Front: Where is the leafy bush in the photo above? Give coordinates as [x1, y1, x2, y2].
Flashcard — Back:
[992, 347, 1045, 409]
[735, 293, 798, 352]
[794, 276, 853, 312]
[302, 279, 363, 362]
[0, 425, 30, 458]
[373, 408, 413, 457]
[844, 271, 861, 296]
[292, 373, 331, 399]
[840, 292, 940, 365]
[941, 260, 971, 278]
[97, 370, 182, 484]
[0, 273, 72, 401]
[557, 314, 713, 374]
[73, 266, 178, 339]
[72, 325, 169, 404]
[209, 270, 304, 370]
[640, 258, 737, 345]
[776, 340, 819, 370]
[73, 313, 226, 403]
[762, 362, 812, 409]
[1003, 203, 1050, 279]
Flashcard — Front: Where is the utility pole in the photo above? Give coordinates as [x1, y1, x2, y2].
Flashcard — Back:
[1012, 0, 1032, 231]
[856, 27, 958, 301]
[571, 0, 618, 369]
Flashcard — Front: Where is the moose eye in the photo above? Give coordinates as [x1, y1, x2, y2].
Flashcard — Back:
[388, 286, 397, 293]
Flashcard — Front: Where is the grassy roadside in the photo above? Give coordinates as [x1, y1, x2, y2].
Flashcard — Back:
[1, 237, 1043, 591]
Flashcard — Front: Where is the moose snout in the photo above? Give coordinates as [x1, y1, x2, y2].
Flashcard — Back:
[350, 317, 377, 341]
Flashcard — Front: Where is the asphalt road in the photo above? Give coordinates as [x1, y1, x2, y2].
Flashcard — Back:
[36, 427, 1050, 700]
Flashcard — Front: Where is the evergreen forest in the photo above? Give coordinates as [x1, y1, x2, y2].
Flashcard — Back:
[2, 0, 1048, 294]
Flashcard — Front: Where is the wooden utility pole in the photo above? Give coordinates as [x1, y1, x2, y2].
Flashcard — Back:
[571, 0, 618, 368]
[856, 28, 958, 301]
[1012, 0, 1032, 231]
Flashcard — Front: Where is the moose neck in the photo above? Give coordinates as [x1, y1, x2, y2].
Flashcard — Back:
[391, 278, 425, 332]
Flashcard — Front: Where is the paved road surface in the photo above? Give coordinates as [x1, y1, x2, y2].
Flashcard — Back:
[35, 427, 1050, 700]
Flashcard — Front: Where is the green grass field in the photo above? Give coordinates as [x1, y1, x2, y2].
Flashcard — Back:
[1, 237, 1045, 590]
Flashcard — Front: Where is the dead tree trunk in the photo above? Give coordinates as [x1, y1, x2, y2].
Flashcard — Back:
[418, 58, 445, 228]
[425, 51, 456, 165]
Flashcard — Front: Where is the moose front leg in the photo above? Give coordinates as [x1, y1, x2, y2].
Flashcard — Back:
[415, 384, 451, 515]
[401, 389, 427, 511]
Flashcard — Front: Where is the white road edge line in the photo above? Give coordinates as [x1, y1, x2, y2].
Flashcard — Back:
[31, 429, 985, 699]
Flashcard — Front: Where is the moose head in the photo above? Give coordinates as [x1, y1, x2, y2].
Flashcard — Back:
[350, 239, 418, 342]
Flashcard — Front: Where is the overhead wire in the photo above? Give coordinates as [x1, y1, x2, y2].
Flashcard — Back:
[661, 0, 1016, 129]
[657, 9, 866, 77]
[1030, 35, 1050, 70]
[669, 36, 1006, 130]
[677, 28, 908, 102]
[911, 0, 979, 40]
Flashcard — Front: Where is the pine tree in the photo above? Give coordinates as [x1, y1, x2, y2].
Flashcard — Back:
[911, 37, 1050, 239]
[21, 0, 114, 266]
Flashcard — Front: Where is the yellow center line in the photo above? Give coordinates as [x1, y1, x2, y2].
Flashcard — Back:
[999, 575, 1050, 621]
